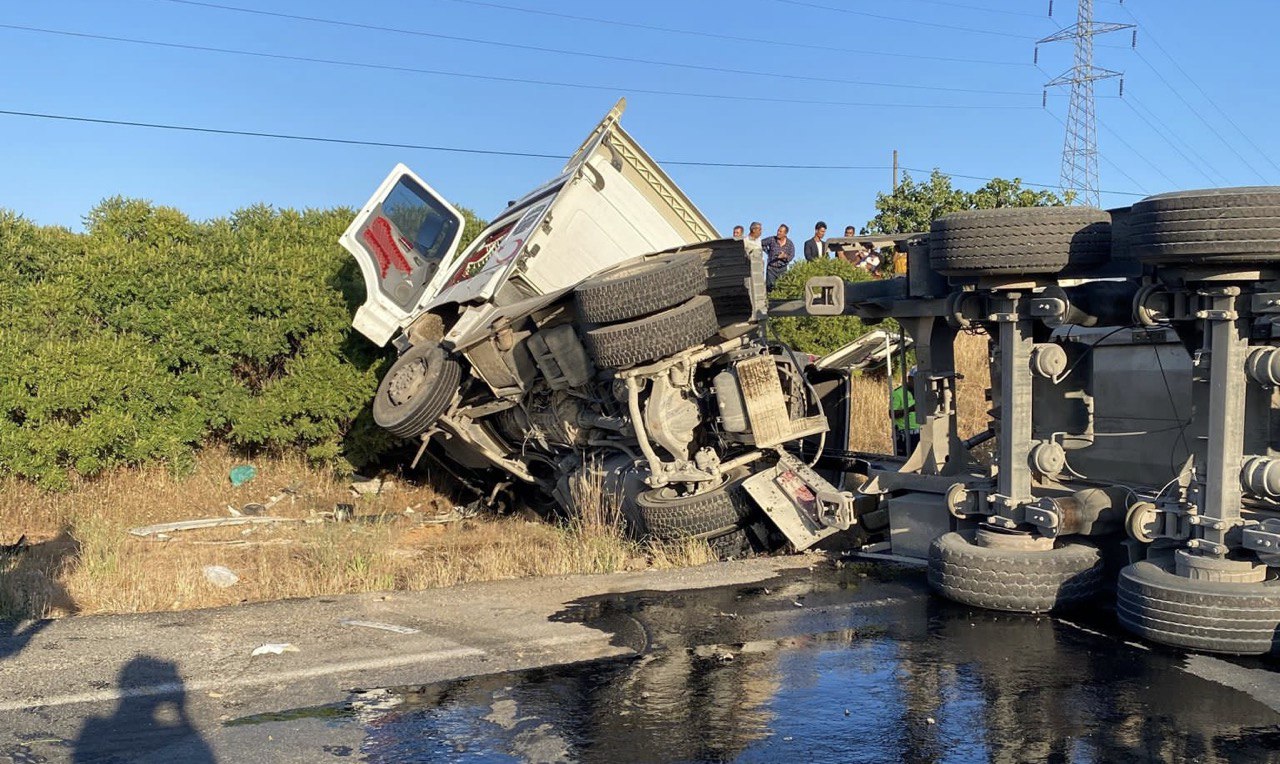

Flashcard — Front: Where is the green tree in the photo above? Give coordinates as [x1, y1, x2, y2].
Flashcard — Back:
[456, 205, 487, 251]
[864, 170, 1075, 235]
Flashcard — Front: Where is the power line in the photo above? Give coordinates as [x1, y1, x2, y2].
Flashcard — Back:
[1132, 48, 1267, 182]
[0, 23, 1043, 112]
[433, 0, 1027, 66]
[1121, 95, 1224, 186]
[900, 165, 1143, 197]
[1118, 4, 1280, 176]
[1043, 107, 1150, 195]
[888, 0, 1047, 18]
[149, 0, 1037, 96]
[0, 106, 1144, 195]
[769, 0, 1035, 39]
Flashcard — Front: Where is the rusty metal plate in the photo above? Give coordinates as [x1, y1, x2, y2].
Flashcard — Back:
[735, 355, 790, 448]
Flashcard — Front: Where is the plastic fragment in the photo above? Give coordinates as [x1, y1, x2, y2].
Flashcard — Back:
[251, 643, 299, 656]
[202, 565, 239, 588]
[229, 465, 258, 486]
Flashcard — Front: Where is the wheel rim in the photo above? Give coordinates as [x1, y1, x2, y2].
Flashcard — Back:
[387, 357, 429, 406]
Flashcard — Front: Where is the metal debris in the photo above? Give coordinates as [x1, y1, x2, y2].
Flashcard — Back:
[339, 620, 420, 635]
[129, 516, 300, 538]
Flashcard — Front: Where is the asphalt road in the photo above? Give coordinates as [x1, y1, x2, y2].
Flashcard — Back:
[2, 556, 1279, 763]
[0, 557, 808, 763]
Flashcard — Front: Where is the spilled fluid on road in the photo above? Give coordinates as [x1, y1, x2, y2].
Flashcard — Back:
[236, 565, 1280, 763]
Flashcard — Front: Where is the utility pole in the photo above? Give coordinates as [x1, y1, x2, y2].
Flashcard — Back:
[892, 149, 899, 191]
[1036, 0, 1135, 207]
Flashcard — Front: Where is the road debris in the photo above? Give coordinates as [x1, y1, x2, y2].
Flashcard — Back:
[129, 516, 299, 539]
[420, 504, 480, 526]
[251, 643, 299, 657]
[351, 475, 397, 496]
[339, 620, 420, 635]
[228, 465, 258, 486]
[202, 565, 240, 588]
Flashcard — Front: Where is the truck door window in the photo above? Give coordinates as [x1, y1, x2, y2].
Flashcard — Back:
[382, 177, 459, 270]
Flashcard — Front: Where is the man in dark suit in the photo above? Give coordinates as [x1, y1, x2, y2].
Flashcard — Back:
[803, 221, 828, 261]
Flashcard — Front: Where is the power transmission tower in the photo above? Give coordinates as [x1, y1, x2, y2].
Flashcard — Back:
[1036, 0, 1135, 206]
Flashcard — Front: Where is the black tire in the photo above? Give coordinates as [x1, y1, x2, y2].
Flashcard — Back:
[583, 295, 720, 369]
[1129, 187, 1280, 265]
[927, 531, 1103, 613]
[928, 207, 1111, 277]
[1117, 557, 1280, 655]
[707, 528, 754, 559]
[635, 477, 754, 541]
[371, 344, 461, 438]
[574, 253, 708, 324]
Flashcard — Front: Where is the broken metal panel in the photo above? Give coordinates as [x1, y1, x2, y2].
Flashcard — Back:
[742, 453, 850, 550]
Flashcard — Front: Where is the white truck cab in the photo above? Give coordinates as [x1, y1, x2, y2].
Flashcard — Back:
[340, 99, 717, 348]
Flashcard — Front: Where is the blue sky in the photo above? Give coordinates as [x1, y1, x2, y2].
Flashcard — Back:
[2, 0, 1276, 234]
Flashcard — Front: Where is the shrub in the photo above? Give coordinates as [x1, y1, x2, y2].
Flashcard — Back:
[767, 258, 884, 356]
[0, 198, 486, 489]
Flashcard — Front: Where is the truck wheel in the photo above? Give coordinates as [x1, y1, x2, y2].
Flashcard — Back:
[635, 476, 754, 541]
[574, 253, 708, 324]
[927, 530, 1103, 613]
[928, 207, 1111, 277]
[1129, 187, 1280, 265]
[372, 344, 461, 439]
[1117, 556, 1280, 655]
[584, 295, 719, 369]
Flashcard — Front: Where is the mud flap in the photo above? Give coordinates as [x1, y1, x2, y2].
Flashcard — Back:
[742, 452, 855, 551]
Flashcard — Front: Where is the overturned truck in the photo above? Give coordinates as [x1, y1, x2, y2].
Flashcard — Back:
[801, 189, 1280, 656]
[342, 102, 1280, 656]
[341, 101, 853, 557]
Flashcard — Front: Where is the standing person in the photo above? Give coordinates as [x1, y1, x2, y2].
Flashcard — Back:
[762, 224, 795, 290]
[744, 221, 764, 257]
[732, 225, 744, 240]
[891, 366, 920, 456]
[833, 225, 857, 262]
[803, 221, 828, 261]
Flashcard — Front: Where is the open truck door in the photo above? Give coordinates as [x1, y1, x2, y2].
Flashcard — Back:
[339, 165, 466, 346]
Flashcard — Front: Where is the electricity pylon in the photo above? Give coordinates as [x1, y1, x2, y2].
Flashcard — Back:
[1036, 0, 1135, 206]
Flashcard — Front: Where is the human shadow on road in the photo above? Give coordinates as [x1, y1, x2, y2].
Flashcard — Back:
[0, 529, 79, 661]
[72, 656, 216, 763]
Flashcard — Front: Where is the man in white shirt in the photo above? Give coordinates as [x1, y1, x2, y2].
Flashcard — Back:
[744, 221, 764, 256]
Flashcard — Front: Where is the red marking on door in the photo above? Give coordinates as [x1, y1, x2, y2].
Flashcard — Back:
[362, 216, 413, 278]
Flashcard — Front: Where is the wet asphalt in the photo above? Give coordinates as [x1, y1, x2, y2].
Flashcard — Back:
[6, 561, 1280, 763]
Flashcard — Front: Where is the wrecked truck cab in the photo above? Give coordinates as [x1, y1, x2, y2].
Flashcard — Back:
[341, 100, 860, 555]
[341, 99, 717, 349]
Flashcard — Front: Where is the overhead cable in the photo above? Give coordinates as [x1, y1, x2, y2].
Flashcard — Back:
[0, 106, 1146, 195]
[433, 0, 1028, 66]
[149, 0, 1037, 96]
[0, 23, 1044, 111]
[770, 0, 1035, 39]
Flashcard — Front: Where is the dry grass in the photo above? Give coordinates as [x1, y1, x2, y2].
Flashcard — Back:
[847, 330, 992, 452]
[0, 449, 711, 620]
[1, 333, 992, 621]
